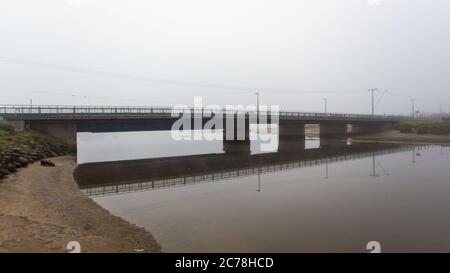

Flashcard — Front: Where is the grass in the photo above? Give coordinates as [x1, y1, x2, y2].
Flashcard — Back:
[399, 120, 444, 127]
[0, 123, 56, 152]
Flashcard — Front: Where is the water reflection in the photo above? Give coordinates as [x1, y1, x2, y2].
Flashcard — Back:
[75, 132, 450, 253]
[75, 142, 419, 197]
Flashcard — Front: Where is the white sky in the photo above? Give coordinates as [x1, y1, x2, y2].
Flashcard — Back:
[0, 0, 449, 114]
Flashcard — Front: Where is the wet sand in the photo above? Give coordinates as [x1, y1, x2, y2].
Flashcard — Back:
[0, 156, 161, 253]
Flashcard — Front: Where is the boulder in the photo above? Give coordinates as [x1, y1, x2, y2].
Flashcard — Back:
[6, 164, 16, 173]
[0, 169, 10, 175]
[41, 159, 55, 167]
[16, 157, 30, 165]
[12, 162, 22, 168]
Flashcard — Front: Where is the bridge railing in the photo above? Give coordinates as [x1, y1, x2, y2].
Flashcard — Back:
[0, 105, 421, 121]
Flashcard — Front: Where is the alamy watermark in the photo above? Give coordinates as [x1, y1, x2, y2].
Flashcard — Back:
[170, 97, 279, 152]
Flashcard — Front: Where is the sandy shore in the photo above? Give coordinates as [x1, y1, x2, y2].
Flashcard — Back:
[352, 130, 450, 145]
[0, 156, 161, 253]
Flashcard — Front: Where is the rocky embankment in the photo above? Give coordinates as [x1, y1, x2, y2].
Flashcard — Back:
[0, 143, 67, 179]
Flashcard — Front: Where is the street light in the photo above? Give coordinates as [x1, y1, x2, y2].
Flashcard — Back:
[369, 88, 378, 116]
[323, 98, 327, 114]
[255, 92, 260, 134]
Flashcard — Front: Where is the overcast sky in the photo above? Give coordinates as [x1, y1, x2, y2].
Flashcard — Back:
[0, 0, 449, 115]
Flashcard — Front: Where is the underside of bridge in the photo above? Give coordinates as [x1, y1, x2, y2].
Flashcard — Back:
[5, 117, 396, 154]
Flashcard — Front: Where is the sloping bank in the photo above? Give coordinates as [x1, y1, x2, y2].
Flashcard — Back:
[0, 125, 161, 252]
[0, 156, 161, 252]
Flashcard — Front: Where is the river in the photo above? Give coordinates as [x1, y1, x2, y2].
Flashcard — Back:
[74, 130, 450, 252]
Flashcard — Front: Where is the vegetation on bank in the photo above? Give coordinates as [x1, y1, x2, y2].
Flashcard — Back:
[399, 119, 443, 127]
[398, 118, 450, 135]
[0, 123, 56, 152]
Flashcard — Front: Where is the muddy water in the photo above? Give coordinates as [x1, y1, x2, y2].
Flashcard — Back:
[76, 131, 450, 252]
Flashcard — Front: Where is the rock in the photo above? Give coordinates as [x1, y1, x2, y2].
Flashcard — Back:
[41, 159, 55, 167]
[6, 164, 16, 173]
[0, 169, 10, 175]
[12, 162, 22, 168]
[16, 157, 29, 165]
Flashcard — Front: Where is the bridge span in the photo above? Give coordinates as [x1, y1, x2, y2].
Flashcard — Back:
[0, 105, 410, 152]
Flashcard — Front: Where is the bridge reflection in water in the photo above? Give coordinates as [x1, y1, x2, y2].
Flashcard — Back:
[75, 140, 431, 197]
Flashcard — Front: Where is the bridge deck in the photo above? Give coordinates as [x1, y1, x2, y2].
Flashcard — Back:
[0, 105, 410, 122]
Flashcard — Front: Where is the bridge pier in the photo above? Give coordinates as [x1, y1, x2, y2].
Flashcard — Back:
[278, 122, 305, 153]
[222, 115, 251, 155]
[319, 122, 348, 139]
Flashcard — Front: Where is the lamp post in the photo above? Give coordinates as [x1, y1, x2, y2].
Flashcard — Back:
[255, 92, 260, 134]
[323, 98, 327, 114]
[369, 88, 378, 116]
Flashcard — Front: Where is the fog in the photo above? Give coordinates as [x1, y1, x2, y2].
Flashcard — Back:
[1, 0, 449, 115]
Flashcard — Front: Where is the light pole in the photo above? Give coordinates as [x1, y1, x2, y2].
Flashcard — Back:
[323, 98, 327, 114]
[255, 92, 260, 134]
[411, 98, 415, 119]
[369, 88, 378, 116]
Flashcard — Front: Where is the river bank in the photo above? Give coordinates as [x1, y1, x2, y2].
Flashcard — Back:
[0, 156, 161, 252]
[351, 130, 450, 145]
[0, 124, 68, 179]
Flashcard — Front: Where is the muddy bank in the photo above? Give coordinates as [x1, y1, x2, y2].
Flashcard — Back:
[352, 130, 450, 145]
[0, 156, 161, 253]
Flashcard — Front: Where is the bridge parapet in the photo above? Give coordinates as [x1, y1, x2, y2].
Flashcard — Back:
[0, 105, 416, 122]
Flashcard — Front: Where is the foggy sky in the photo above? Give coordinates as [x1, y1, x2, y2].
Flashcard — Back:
[1, 0, 449, 115]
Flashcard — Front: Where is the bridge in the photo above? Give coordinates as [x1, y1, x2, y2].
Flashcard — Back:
[75, 142, 428, 197]
[0, 105, 411, 153]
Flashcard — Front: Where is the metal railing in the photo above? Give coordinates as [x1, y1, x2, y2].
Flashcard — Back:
[0, 104, 419, 121]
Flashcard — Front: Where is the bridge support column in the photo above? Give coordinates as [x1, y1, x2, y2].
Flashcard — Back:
[319, 122, 348, 139]
[278, 122, 305, 153]
[319, 122, 348, 148]
[223, 115, 250, 155]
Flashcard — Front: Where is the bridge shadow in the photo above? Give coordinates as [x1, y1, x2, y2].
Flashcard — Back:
[74, 140, 422, 197]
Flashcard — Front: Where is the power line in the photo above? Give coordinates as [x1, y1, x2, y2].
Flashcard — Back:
[0, 85, 145, 103]
[0, 56, 368, 95]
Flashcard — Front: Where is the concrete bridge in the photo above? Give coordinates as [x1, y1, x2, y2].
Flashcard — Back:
[0, 105, 409, 152]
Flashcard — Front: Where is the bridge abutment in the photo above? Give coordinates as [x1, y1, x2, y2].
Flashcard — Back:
[28, 120, 78, 152]
[4, 120, 26, 132]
